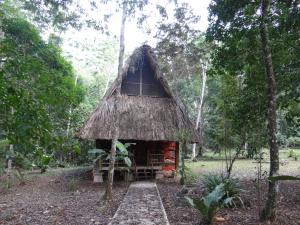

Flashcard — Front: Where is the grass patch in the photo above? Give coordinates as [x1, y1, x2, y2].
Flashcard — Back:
[187, 148, 300, 178]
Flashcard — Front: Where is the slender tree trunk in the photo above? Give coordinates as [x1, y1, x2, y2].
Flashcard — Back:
[192, 61, 207, 158]
[104, 1, 126, 201]
[104, 123, 119, 200]
[180, 141, 186, 185]
[117, 4, 126, 77]
[259, 0, 280, 221]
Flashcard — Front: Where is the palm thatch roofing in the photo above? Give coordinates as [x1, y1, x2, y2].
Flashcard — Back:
[78, 45, 199, 142]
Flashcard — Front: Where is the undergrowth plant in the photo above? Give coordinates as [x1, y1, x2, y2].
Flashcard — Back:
[186, 183, 234, 225]
[88, 141, 132, 168]
[288, 149, 299, 161]
[201, 173, 243, 207]
[179, 166, 198, 185]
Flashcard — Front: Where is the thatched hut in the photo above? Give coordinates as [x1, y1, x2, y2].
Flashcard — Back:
[79, 45, 198, 179]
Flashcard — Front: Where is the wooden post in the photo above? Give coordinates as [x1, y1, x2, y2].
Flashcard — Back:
[175, 142, 179, 169]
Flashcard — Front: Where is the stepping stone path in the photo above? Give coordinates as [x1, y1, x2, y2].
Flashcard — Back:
[109, 181, 170, 225]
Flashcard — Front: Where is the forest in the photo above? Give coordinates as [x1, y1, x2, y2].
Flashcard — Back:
[0, 0, 299, 225]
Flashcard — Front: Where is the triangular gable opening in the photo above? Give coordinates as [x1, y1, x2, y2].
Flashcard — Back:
[121, 49, 169, 98]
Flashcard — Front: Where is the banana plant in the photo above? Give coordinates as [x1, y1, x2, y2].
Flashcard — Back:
[88, 141, 132, 168]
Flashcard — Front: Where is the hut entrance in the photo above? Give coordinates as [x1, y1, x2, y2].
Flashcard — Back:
[95, 139, 178, 180]
[133, 141, 165, 167]
[133, 141, 148, 166]
[130, 141, 178, 180]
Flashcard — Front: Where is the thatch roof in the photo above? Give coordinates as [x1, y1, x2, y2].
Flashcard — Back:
[78, 45, 199, 142]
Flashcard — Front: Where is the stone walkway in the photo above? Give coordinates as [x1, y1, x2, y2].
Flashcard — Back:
[109, 181, 170, 225]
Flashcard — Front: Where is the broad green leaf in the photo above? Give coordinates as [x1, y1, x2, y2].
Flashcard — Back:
[204, 184, 225, 207]
[123, 156, 132, 167]
[185, 197, 195, 207]
[116, 141, 128, 155]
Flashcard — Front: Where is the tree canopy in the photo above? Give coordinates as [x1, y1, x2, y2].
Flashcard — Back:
[0, 12, 84, 162]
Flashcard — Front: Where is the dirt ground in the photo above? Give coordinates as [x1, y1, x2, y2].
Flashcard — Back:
[157, 180, 300, 225]
[0, 168, 127, 225]
[1, 168, 300, 225]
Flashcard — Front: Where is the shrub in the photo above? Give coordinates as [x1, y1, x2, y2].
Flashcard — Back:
[201, 174, 243, 207]
[287, 137, 300, 147]
[288, 149, 295, 158]
[184, 166, 199, 185]
[186, 183, 234, 225]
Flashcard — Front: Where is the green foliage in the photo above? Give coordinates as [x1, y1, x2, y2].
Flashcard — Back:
[0, 139, 9, 174]
[288, 149, 296, 158]
[155, 2, 212, 131]
[178, 166, 198, 185]
[21, 0, 84, 31]
[5, 148, 31, 170]
[285, 149, 299, 161]
[41, 154, 51, 165]
[185, 167, 198, 185]
[186, 184, 233, 225]
[201, 174, 243, 206]
[206, 0, 300, 154]
[34, 154, 52, 172]
[0, 139, 9, 149]
[0, 15, 84, 163]
[88, 148, 107, 158]
[287, 137, 300, 148]
[88, 141, 132, 168]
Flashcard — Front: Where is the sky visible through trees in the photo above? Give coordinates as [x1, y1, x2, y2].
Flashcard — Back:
[0, 0, 299, 223]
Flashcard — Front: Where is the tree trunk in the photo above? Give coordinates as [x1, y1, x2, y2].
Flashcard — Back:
[180, 141, 186, 185]
[117, 3, 126, 77]
[104, 1, 126, 201]
[192, 61, 207, 158]
[104, 125, 119, 200]
[259, 0, 280, 221]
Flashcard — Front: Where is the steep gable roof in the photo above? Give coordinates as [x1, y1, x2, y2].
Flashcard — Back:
[78, 45, 199, 142]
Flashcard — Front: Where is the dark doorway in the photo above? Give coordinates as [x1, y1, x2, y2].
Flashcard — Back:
[134, 141, 148, 166]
